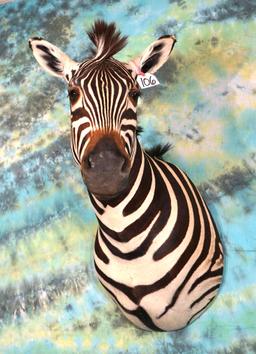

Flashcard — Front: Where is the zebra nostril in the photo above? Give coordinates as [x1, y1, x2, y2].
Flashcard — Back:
[87, 155, 95, 169]
[121, 158, 129, 174]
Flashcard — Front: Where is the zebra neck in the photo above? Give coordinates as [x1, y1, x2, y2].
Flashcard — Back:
[89, 139, 166, 242]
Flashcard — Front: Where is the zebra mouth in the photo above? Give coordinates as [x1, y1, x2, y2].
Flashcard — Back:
[82, 172, 129, 200]
[92, 189, 127, 201]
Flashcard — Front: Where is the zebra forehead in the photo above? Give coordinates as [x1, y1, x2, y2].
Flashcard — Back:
[72, 58, 134, 86]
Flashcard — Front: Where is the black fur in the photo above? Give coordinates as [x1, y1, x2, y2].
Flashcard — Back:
[159, 35, 172, 39]
[141, 52, 161, 73]
[31, 36, 43, 41]
[29, 37, 43, 50]
[145, 143, 172, 158]
[153, 43, 164, 51]
[87, 20, 127, 59]
[36, 44, 62, 73]
[136, 126, 144, 136]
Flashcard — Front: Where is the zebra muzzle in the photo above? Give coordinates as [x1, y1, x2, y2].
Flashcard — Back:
[81, 136, 130, 199]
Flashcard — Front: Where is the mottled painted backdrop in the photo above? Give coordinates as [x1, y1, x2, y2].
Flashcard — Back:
[0, 0, 256, 353]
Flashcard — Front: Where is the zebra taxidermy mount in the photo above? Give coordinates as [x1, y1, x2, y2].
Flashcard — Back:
[29, 20, 224, 331]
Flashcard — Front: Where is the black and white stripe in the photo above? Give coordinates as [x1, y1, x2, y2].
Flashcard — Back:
[29, 20, 224, 331]
[69, 58, 136, 164]
[92, 142, 223, 331]
[68, 58, 224, 331]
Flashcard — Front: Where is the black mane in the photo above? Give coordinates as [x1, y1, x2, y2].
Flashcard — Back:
[145, 143, 172, 158]
[87, 20, 128, 59]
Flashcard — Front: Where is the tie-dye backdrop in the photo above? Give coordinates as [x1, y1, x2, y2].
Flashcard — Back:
[0, 0, 255, 353]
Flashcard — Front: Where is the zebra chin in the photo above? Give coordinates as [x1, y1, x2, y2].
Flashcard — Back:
[81, 169, 130, 200]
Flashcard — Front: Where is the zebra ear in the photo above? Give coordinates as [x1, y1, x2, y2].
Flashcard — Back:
[128, 35, 176, 75]
[29, 38, 79, 81]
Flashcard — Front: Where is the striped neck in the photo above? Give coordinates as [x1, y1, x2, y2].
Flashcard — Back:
[88, 139, 170, 243]
[89, 139, 155, 235]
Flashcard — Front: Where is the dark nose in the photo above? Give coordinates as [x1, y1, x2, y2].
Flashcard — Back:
[81, 137, 130, 198]
[87, 145, 126, 173]
[86, 138, 128, 173]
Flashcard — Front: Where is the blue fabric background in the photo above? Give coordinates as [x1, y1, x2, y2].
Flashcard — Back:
[0, 0, 255, 353]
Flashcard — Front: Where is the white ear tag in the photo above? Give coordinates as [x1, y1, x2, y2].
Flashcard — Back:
[137, 73, 160, 89]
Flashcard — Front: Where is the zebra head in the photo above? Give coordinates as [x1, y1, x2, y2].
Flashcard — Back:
[29, 21, 176, 199]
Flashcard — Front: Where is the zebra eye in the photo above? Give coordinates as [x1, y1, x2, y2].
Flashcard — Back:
[129, 89, 141, 103]
[68, 88, 80, 104]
